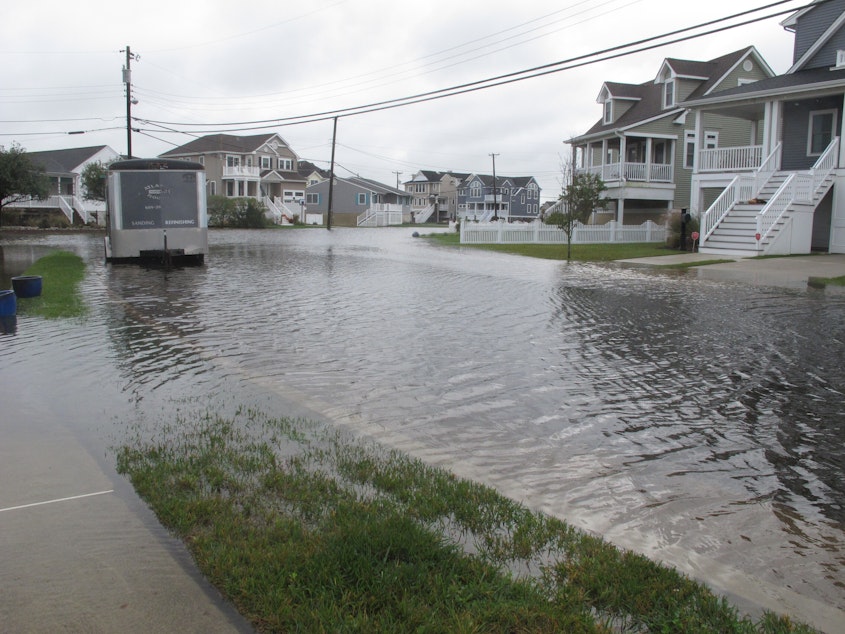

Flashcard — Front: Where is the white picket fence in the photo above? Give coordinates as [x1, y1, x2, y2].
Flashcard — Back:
[460, 219, 667, 245]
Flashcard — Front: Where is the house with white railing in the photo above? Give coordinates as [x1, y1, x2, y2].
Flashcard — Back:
[160, 133, 306, 224]
[680, 0, 845, 256]
[457, 174, 542, 222]
[305, 175, 411, 227]
[567, 47, 775, 226]
[8, 145, 121, 225]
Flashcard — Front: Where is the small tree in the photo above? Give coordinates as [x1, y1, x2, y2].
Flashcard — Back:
[81, 161, 109, 224]
[0, 143, 50, 228]
[546, 172, 607, 260]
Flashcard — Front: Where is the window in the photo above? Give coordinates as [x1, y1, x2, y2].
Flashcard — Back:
[704, 131, 718, 149]
[357, 193, 367, 205]
[260, 156, 272, 169]
[208, 180, 216, 196]
[470, 184, 481, 198]
[226, 155, 240, 168]
[684, 131, 696, 169]
[306, 193, 319, 204]
[664, 80, 675, 108]
[278, 158, 293, 171]
[603, 100, 612, 124]
[197, 156, 204, 166]
[808, 109, 836, 155]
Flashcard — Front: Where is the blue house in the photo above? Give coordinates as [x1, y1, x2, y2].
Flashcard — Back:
[457, 174, 541, 222]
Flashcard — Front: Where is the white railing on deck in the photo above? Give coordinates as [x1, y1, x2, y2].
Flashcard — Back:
[460, 219, 666, 245]
[755, 137, 839, 250]
[699, 145, 763, 172]
[580, 162, 673, 183]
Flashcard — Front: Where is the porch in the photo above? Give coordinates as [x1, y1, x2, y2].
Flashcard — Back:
[575, 135, 675, 185]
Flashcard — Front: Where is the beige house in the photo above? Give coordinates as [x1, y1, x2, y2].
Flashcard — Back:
[404, 170, 468, 223]
[160, 133, 306, 223]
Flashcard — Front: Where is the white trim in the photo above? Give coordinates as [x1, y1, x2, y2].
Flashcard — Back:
[807, 108, 838, 156]
[663, 79, 675, 108]
[603, 100, 612, 124]
[788, 10, 845, 73]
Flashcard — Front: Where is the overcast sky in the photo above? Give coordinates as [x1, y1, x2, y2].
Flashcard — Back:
[1, 0, 809, 201]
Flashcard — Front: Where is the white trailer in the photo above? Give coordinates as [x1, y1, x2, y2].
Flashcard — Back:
[105, 159, 208, 265]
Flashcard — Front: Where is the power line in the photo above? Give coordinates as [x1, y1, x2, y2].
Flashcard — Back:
[134, 0, 806, 134]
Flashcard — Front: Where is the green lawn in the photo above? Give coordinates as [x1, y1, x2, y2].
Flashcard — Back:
[426, 232, 674, 261]
[15, 250, 87, 319]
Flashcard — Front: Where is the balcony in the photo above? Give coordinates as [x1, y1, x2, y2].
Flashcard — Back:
[579, 162, 673, 183]
[698, 145, 763, 172]
[223, 165, 260, 178]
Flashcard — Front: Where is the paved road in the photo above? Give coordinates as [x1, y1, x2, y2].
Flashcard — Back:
[617, 252, 845, 289]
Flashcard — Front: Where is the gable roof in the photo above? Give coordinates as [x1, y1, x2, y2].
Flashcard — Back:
[346, 175, 407, 197]
[570, 47, 765, 142]
[679, 65, 845, 108]
[460, 173, 538, 189]
[160, 133, 292, 157]
[787, 0, 845, 72]
[26, 145, 115, 175]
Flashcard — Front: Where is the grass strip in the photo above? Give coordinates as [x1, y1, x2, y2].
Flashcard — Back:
[426, 233, 673, 261]
[116, 409, 818, 633]
[16, 250, 87, 319]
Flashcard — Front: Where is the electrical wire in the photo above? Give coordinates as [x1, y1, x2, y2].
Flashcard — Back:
[134, 0, 807, 134]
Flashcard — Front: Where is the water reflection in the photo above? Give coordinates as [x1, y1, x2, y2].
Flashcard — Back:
[1, 228, 843, 631]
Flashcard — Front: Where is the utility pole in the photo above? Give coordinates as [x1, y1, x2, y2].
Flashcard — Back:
[489, 153, 499, 221]
[121, 46, 139, 158]
[393, 171, 402, 190]
[327, 117, 338, 230]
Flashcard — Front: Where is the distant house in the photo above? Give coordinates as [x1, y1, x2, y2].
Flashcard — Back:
[11, 145, 121, 225]
[679, 0, 845, 255]
[457, 173, 541, 222]
[404, 170, 468, 223]
[305, 175, 411, 227]
[566, 47, 775, 225]
[159, 133, 306, 224]
[298, 160, 330, 187]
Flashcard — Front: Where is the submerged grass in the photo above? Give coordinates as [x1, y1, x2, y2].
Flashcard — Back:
[16, 250, 87, 319]
[426, 232, 672, 261]
[116, 409, 818, 633]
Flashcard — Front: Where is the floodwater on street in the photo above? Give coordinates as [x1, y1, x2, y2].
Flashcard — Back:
[1, 228, 843, 632]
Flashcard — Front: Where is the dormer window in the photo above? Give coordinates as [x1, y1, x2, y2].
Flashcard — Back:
[603, 100, 612, 124]
[663, 79, 675, 108]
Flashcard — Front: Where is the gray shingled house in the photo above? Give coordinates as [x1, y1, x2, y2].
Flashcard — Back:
[681, 0, 845, 256]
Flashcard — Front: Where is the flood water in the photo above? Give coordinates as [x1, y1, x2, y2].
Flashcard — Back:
[1, 228, 843, 631]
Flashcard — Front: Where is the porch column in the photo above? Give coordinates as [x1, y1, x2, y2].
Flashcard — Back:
[645, 137, 653, 182]
[617, 198, 625, 224]
[693, 110, 703, 173]
[619, 136, 627, 178]
[767, 101, 782, 165]
[840, 94, 845, 167]
[601, 139, 608, 170]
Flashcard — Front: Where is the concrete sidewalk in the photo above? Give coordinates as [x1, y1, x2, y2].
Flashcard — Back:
[0, 390, 254, 633]
[616, 252, 845, 290]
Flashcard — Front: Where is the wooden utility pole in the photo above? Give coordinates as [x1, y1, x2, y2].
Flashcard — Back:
[121, 46, 137, 158]
[327, 117, 338, 230]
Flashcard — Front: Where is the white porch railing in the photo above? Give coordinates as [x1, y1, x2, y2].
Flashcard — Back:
[580, 162, 673, 183]
[699, 143, 781, 243]
[699, 145, 763, 172]
[412, 203, 436, 224]
[223, 165, 260, 178]
[460, 219, 666, 245]
[755, 137, 839, 250]
[700, 175, 755, 243]
[4, 194, 93, 223]
[357, 204, 404, 227]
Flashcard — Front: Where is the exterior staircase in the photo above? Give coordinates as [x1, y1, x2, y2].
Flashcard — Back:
[699, 137, 838, 257]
